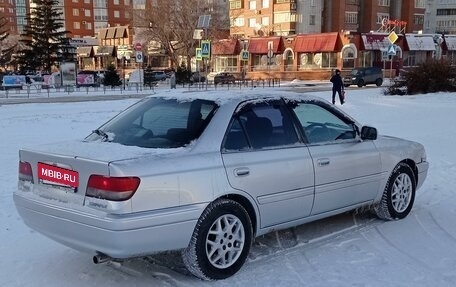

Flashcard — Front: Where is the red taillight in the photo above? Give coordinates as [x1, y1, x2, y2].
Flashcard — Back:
[86, 175, 140, 201]
[19, 161, 33, 182]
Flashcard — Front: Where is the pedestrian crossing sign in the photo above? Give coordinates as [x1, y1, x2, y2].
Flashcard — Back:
[387, 44, 396, 56]
[240, 49, 249, 61]
[201, 40, 211, 58]
[196, 48, 202, 61]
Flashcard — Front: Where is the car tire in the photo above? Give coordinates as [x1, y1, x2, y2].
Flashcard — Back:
[374, 162, 416, 220]
[182, 198, 253, 280]
[357, 80, 365, 87]
[375, 78, 383, 86]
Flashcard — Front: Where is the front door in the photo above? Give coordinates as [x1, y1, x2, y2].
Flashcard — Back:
[290, 101, 382, 215]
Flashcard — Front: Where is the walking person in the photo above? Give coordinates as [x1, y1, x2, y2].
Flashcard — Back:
[330, 69, 345, 105]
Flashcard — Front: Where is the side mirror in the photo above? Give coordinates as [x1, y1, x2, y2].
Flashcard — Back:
[361, 126, 377, 140]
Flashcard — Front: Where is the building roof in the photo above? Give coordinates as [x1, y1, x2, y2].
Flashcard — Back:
[293, 32, 339, 52]
[115, 27, 127, 39]
[405, 34, 436, 51]
[444, 36, 456, 51]
[361, 34, 391, 50]
[76, 46, 94, 57]
[212, 39, 240, 55]
[248, 37, 282, 54]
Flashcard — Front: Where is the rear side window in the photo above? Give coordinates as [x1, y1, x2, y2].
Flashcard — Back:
[223, 101, 299, 151]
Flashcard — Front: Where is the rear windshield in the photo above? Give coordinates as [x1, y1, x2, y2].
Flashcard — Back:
[86, 98, 218, 148]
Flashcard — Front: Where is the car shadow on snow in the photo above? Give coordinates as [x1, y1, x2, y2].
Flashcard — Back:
[102, 209, 379, 281]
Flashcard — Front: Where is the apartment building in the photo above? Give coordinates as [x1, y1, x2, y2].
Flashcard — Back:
[0, 0, 29, 34]
[425, 0, 456, 34]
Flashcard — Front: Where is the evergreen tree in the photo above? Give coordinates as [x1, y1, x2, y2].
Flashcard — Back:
[103, 65, 121, 87]
[0, 11, 15, 69]
[16, 0, 71, 73]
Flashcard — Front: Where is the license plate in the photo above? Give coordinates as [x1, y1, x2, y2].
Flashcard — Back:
[37, 162, 79, 188]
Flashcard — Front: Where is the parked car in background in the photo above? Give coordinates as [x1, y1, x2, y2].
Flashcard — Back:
[343, 67, 384, 87]
[190, 72, 206, 83]
[151, 71, 167, 81]
[14, 93, 428, 280]
[213, 72, 236, 85]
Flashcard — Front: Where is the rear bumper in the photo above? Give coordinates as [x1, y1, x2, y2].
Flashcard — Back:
[14, 193, 205, 259]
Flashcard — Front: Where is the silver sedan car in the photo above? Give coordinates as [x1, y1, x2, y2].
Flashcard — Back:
[14, 93, 428, 280]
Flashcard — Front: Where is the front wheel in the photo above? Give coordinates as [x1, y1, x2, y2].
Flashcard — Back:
[375, 78, 383, 86]
[375, 163, 416, 220]
[357, 80, 365, 87]
[182, 199, 253, 280]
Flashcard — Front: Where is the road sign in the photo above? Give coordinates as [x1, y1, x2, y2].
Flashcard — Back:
[387, 44, 396, 56]
[196, 48, 202, 61]
[388, 31, 398, 44]
[201, 40, 211, 58]
[135, 51, 143, 62]
[240, 49, 249, 61]
[135, 42, 142, 51]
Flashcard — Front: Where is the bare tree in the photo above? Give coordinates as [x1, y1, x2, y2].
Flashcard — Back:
[133, 0, 229, 69]
[0, 11, 16, 69]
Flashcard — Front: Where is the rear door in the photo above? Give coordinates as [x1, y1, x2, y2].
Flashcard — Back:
[221, 100, 315, 228]
[289, 101, 382, 215]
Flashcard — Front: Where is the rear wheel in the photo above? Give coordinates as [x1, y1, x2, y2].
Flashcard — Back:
[375, 163, 416, 220]
[182, 199, 253, 280]
[375, 78, 383, 86]
[357, 80, 365, 87]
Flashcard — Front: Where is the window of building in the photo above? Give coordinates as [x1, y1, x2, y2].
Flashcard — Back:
[274, 12, 296, 23]
[73, 8, 79, 16]
[85, 9, 91, 17]
[377, 13, 389, 24]
[229, 0, 242, 9]
[249, 18, 256, 27]
[262, 16, 269, 26]
[124, 0, 130, 5]
[345, 12, 358, 24]
[378, 0, 390, 6]
[309, 15, 315, 25]
[231, 17, 245, 27]
[249, 0, 256, 10]
[114, 10, 120, 18]
[72, 0, 78, 2]
[114, 0, 119, 4]
[414, 0, 425, 8]
[436, 9, 456, 16]
[73, 22, 80, 29]
[311, 0, 316, 6]
[84, 0, 90, 3]
[262, 0, 269, 8]
[414, 14, 424, 25]
[87, 22, 92, 30]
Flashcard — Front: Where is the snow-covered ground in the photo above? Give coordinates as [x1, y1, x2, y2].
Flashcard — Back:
[1, 84, 455, 287]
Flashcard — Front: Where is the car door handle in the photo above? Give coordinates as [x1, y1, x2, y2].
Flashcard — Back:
[234, 168, 250, 177]
[317, 158, 330, 167]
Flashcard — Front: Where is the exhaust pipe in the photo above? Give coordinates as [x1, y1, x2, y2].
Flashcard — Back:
[93, 253, 111, 264]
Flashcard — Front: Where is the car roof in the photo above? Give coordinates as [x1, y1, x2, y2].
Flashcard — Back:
[145, 90, 330, 107]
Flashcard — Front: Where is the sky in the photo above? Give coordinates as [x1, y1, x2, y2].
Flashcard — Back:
[1, 84, 455, 287]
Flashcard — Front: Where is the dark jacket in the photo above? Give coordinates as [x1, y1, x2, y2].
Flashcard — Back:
[330, 73, 344, 90]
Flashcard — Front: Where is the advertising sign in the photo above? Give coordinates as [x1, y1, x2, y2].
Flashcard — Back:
[76, 74, 95, 86]
[1, 75, 26, 88]
[61, 62, 77, 86]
